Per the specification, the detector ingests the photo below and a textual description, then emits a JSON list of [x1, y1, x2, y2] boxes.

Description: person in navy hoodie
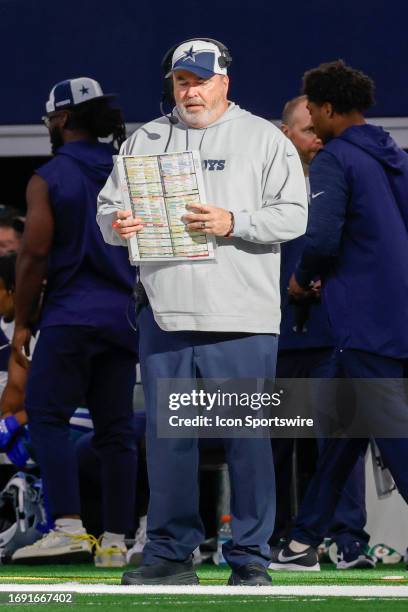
[[271, 60, 408, 570], [271, 95, 373, 571], [10, 78, 138, 567]]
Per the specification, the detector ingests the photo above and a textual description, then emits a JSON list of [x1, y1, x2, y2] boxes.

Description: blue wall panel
[[2, 0, 407, 124]]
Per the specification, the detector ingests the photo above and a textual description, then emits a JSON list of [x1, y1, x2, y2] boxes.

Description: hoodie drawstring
[[166, 124, 207, 153], [164, 122, 174, 153], [198, 129, 207, 151]]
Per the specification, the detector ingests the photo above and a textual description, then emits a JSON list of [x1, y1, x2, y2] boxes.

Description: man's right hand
[[11, 326, 31, 369], [112, 210, 144, 240]]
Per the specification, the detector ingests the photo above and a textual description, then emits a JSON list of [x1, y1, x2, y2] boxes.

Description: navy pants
[[138, 306, 278, 570], [75, 413, 146, 536], [291, 348, 408, 548], [273, 348, 369, 549], [26, 325, 138, 534]]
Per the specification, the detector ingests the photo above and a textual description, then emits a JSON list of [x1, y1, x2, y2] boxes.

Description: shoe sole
[[95, 559, 127, 568], [12, 551, 93, 565], [121, 571, 199, 585], [269, 562, 320, 571], [228, 577, 272, 586]]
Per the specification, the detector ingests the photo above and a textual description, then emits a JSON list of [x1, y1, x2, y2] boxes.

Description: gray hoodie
[[97, 103, 307, 333]]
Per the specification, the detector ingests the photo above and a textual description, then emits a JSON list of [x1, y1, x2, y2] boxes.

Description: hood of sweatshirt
[[56, 141, 115, 183], [338, 124, 408, 174]]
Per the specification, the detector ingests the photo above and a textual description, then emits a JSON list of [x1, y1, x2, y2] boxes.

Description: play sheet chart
[[117, 151, 216, 263]]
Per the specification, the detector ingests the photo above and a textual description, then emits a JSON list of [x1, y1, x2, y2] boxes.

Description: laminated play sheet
[[116, 151, 216, 263]]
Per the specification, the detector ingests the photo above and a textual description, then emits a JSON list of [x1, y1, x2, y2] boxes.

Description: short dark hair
[[64, 98, 126, 151], [0, 252, 17, 291], [302, 60, 375, 114]]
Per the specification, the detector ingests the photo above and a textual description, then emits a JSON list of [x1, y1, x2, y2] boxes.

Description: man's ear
[[60, 110, 71, 130], [281, 123, 289, 136], [222, 74, 229, 96], [323, 102, 334, 118]]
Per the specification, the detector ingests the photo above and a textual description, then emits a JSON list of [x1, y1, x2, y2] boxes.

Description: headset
[[160, 37, 232, 123]]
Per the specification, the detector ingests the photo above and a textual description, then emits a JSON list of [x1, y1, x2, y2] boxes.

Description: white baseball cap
[[45, 77, 115, 113], [167, 40, 228, 79]]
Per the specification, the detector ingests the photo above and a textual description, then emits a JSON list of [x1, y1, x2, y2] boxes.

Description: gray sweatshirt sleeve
[[96, 145, 128, 247], [233, 136, 308, 244]]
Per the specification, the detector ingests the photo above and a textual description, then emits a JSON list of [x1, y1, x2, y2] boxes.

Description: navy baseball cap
[[45, 77, 115, 113], [167, 40, 228, 79]]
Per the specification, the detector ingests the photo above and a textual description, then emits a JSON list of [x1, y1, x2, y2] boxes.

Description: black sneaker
[[121, 559, 199, 585], [269, 543, 320, 571], [228, 563, 272, 586]]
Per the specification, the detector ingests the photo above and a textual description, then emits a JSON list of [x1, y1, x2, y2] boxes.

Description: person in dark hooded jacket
[[271, 60, 408, 571], [10, 78, 138, 567]]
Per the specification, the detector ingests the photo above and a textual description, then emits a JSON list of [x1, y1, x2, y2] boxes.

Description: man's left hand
[[182, 204, 232, 237], [288, 274, 314, 299]]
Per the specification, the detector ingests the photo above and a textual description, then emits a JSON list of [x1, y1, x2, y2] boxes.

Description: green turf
[[2, 595, 408, 612], [0, 563, 406, 611], [0, 562, 406, 586]]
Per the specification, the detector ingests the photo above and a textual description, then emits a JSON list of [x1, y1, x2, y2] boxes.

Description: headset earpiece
[[161, 77, 175, 108], [218, 56, 228, 69]]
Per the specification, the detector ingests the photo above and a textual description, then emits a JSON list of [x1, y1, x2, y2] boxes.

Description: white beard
[[176, 104, 218, 128]]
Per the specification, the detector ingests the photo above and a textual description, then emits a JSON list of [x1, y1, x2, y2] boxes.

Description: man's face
[[283, 100, 322, 165], [306, 101, 335, 144], [173, 70, 229, 128], [0, 227, 21, 256]]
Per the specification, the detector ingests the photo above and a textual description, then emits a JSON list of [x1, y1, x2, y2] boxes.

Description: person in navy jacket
[[11, 78, 138, 567], [271, 96, 372, 571], [271, 60, 408, 571]]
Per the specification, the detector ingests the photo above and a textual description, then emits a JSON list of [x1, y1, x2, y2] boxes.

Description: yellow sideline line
[[0, 577, 224, 584], [0, 577, 119, 583], [0, 576, 407, 587]]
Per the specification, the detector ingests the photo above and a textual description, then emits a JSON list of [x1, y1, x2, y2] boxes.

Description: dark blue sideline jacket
[[295, 124, 408, 359]]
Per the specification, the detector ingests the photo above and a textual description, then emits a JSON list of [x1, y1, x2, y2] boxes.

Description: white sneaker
[[94, 541, 127, 568], [126, 516, 147, 566], [369, 543, 402, 565], [11, 529, 95, 565]]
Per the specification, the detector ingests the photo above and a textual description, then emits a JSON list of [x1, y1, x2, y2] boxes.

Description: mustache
[[183, 98, 205, 107]]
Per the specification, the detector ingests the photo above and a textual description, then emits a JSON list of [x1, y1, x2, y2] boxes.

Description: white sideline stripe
[[0, 584, 407, 597]]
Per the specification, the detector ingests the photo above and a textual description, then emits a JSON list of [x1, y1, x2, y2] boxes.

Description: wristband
[[223, 212, 235, 238]]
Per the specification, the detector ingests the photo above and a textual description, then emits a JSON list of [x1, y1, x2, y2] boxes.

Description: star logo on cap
[[80, 85, 89, 95], [182, 45, 197, 62]]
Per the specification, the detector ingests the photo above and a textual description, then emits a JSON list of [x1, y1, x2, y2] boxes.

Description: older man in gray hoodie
[[97, 38, 307, 586]]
